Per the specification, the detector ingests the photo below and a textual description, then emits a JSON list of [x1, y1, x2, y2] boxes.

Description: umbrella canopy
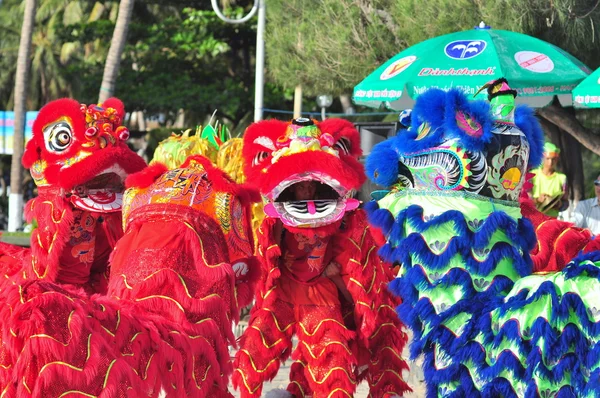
[[573, 67, 600, 108], [353, 23, 591, 110]]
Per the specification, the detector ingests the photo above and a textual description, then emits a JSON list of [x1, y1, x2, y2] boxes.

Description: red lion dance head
[[243, 118, 365, 234], [235, 118, 410, 397], [22, 98, 146, 212]]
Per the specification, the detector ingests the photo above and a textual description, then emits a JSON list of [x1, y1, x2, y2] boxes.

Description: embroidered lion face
[[243, 118, 365, 231], [22, 98, 147, 213]]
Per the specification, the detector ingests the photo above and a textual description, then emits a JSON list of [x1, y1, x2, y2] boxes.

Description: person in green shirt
[[530, 142, 569, 217]]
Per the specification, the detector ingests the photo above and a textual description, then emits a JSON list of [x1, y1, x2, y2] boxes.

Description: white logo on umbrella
[[444, 40, 487, 60], [380, 55, 417, 80], [514, 51, 554, 73]]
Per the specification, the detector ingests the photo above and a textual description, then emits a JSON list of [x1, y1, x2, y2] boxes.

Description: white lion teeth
[[282, 200, 337, 220], [72, 193, 123, 212]]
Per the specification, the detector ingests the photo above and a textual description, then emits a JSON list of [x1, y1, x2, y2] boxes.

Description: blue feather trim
[[563, 250, 600, 279], [375, 199, 600, 396], [426, 273, 600, 392], [365, 139, 401, 188], [500, 282, 600, 337], [364, 200, 394, 235], [389, 234, 531, 277]]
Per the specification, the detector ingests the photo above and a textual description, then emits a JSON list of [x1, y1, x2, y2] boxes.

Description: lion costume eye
[[44, 121, 73, 153], [252, 151, 269, 166], [334, 137, 351, 155]]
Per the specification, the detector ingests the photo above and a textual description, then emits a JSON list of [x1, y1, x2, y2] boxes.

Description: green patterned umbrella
[[353, 23, 591, 110], [573, 67, 600, 108]]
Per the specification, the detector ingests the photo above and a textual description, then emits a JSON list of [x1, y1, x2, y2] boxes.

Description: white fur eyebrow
[[253, 136, 275, 151]]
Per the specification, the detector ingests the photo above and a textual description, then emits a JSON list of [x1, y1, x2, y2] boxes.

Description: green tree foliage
[[267, 0, 600, 96], [267, 0, 399, 97], [0, 0, 117, 110], [115, 8, 261, 124], [0, 0, 293, 128]]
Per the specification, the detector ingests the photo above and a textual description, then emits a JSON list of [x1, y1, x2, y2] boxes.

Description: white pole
[[254, 0, 265, 122], [210, 0, 258, 24], [8, 194, 23, 232], [293, 85, 302, 118], [210, 0, 265, 122], [9, 0, 37, 232]]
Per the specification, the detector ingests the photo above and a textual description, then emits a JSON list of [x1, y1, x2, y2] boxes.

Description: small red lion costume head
[[22, 97, 146, 213], [243, 117, 365, 233]]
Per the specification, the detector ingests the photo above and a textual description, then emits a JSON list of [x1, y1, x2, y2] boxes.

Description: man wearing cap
[[530, 142, 568, 217], [573, 172, 600, 235]]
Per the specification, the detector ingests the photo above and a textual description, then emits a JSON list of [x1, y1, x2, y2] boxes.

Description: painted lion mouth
[[69, 166, 127, 213], [263, 172, 359, 228], [395, 146, 486, 193]]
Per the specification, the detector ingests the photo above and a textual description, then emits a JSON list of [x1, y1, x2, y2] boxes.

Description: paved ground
[[229, 323, 427, 397]]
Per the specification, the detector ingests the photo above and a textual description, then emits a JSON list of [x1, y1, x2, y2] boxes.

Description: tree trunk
[[174, 109, 185, 128], [9, 0, 37, 232], [557, 129, 585, 202], [137, 110, 146, 131], [98, 0, 135, 103], [537, 104, 600, 156]]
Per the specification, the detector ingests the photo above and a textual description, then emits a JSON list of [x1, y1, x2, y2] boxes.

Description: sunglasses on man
[[595, 180, 600, 186]]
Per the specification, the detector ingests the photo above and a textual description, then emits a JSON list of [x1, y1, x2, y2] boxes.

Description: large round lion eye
[[44, 121, 73, 153]]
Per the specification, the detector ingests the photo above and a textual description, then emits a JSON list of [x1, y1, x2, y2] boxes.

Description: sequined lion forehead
[[78, 103, 131, 148], [31, 98, 131, 164]]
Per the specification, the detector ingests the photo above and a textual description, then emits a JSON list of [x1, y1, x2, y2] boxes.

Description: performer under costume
[[0, 98, 147, 293], [366, 79, 600, 397], [0, 98, 258, 397], [233, 118, 410, 398]]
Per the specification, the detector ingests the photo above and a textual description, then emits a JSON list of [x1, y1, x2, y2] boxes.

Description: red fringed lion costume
[[520, 194, 600, 272], [515, 178, 600, 273], [0, 98, 147, 292], [232, 118, 410, 397], [0, 98, 258, 396]]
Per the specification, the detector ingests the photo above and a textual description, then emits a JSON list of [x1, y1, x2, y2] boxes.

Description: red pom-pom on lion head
[[243, 117, 365, 234], [22, 97, 146, 213]]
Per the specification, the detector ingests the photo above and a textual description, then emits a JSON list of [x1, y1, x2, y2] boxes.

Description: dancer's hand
[[536, 193, 548, 204], [324, 262, 341, 278]]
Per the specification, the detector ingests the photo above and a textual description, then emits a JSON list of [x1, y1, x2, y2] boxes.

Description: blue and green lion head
[[366, 78, 544, 202]]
